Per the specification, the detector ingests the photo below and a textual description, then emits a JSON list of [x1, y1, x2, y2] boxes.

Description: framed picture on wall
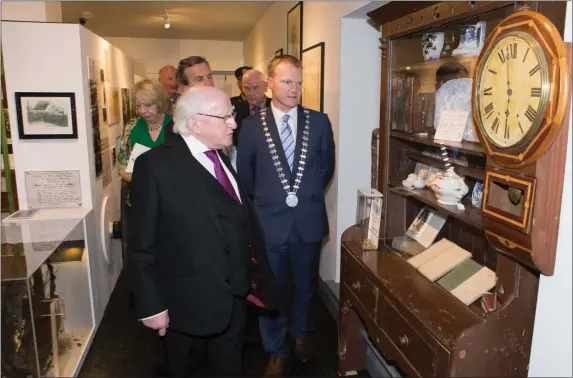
[[287, 2, 303, 59], [15, 92, 78, 139], [275, 48, 284, 57], [301, 42, 325, 112]]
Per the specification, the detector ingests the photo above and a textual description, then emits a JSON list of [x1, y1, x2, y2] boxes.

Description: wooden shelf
[[388, 183, 484, 230], [392, 55, 479, 73], [406, 151, 485, 181], [391, 131, 486, 157]]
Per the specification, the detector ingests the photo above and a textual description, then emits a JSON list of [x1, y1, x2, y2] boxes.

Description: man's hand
[[142, 311, 170, 336]]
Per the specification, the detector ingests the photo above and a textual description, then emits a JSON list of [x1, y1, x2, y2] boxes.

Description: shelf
[[392, 55, 479, 73], [391, 131, 486, 157], [388, 183, 484, 230], [406, 151, 485, 181]]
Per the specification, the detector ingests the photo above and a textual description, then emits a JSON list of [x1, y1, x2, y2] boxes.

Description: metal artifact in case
[[356, 188, 383, 250], [1, 213, 94, 378]]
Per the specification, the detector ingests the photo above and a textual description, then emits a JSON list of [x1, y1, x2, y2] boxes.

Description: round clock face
[[476, 32, 550, 149]]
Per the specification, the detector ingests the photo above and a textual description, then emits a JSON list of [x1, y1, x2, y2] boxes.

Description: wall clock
[[472, 10, 570, 168]]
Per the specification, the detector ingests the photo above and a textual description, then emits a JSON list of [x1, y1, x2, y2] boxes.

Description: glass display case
[[1, 211, 93, 378], [379, 8, 518, 306]]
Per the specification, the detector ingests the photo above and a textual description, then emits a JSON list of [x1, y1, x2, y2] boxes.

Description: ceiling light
[[162, 9, 170, 29]]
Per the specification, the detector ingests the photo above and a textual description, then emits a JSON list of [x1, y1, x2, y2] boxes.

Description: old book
[[418, 243, 472, 281], [437, 259, 483, 291], [451, 267, 497, 305], [407, 238, 453, 269], [405, 207, 448, 248]]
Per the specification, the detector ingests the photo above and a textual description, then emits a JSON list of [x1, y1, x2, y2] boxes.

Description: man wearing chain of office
[[237, 54, 335, 377]]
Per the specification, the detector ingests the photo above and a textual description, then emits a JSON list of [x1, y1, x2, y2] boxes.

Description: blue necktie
[[281, 114, 295, 171]]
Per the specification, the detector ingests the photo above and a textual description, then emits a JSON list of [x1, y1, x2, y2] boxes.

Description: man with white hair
[[233, 69, 272, 146], [129, 86, 276, 377]]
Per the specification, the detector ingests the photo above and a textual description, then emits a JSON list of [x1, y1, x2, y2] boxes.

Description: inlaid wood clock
[[472, 10, 571, 275]]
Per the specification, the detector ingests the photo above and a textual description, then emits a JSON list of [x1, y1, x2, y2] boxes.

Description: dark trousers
[[163, 297, 247, 376], [259, 225, 320, 358]]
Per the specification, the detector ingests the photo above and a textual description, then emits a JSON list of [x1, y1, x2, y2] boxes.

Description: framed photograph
[[287, 2, 303, 59], [15, 92, 78, 139], [275, 48, 284, 57], [301, 42, 325, 112]]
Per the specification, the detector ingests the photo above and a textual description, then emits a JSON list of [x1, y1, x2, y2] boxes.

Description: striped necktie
[[281, 114, 295, 171]]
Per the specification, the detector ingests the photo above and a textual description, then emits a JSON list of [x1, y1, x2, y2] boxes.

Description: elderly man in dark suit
[[129, 86, 276, 377], [237, 55, 335, 377], [233, 69, 272, 146], [230, 65, 252, 109]]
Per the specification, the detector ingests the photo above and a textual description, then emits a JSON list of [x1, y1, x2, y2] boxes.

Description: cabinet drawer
[[379, 297, 436, 377], [342, 253, 379, 320]]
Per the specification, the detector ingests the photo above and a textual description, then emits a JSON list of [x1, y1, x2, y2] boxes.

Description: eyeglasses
[[197, 110, 236, 122]]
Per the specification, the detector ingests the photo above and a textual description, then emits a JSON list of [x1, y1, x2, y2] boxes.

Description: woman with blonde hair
[[118, 79, 173, 182], [117, 79, 173, 306]]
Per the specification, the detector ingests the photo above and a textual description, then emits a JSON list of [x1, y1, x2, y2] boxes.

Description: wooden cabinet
[[338, 2, 569, 377]]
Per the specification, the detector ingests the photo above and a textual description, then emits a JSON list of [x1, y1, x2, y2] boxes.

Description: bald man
[[158, 65, 179, 115], [130, 86, 276, 376], [233, 69, 272, 146]]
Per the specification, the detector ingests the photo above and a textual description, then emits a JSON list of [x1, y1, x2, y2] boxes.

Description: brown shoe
[[263, 356, 285, 377], [295, 338, 312, 363]]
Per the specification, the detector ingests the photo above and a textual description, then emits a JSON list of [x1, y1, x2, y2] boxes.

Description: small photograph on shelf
[[15, 92, 78, 140], [405, 206, 447, 248]]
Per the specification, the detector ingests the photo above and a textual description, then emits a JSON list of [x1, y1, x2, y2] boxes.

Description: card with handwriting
[[434, 109, 469, 143]]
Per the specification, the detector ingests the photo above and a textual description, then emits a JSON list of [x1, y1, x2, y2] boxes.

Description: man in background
[[233, 69, 271, 146], [230, 66, 252, 109], [158, 64, 179, 115], [176, 56, 214, 91]]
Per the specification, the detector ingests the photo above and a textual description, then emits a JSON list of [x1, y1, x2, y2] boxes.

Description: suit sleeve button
[[225, 280, 230, 285]]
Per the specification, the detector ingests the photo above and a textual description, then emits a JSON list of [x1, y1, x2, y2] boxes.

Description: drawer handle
[[351, 281, 361, 291], [399, 335, 409, 347]]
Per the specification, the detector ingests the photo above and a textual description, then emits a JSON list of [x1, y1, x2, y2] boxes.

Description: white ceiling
[[61, 1, 274, 41]]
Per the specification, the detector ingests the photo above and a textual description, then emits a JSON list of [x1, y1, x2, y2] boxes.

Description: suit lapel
[[264, 109, 293, 180], [291, 106, 306, 182], [168, 135, 225, 238]]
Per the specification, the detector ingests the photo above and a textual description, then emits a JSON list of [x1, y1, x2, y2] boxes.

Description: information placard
[[25, 170, 82, 209]]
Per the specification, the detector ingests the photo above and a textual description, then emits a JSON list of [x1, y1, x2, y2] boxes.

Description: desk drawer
[[342, 253, 379, 320], [379, 297, 436, 377]]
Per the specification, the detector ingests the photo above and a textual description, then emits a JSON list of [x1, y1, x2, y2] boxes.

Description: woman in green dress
[[117, 79, 172, 295], [118, 79, 173, 182]]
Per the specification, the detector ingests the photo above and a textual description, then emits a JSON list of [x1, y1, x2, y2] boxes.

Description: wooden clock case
[[338, 2, 570, 377]]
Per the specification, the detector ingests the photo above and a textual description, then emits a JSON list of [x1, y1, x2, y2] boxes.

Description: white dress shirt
[[139, 134, 241, 322], [270, 103, 298, 148]]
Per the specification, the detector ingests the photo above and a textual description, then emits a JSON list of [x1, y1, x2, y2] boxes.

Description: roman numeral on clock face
[[485, 103, 494, 118], [531, 87, 541, 97], [525, 105, 537, 123], [529, 64, 540, 77], [483, 87, 492, 96], [492, 117, 500, 134], [504, 123, 510, 139]]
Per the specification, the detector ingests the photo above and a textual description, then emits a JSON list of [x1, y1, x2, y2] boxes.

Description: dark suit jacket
[[129, 135, 277, 336], [237, 105, 335, 246], [233, 96, 272, 146]]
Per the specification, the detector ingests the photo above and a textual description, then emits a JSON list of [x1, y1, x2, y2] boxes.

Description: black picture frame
[[301, 42, 325, 113], [287, 1, 303, 59], [275, 48, 284, 57], [15, 92, 78, 139]]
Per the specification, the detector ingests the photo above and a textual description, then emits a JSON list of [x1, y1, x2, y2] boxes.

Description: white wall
[[243, 1, 293, 73], [1, 1, 62, 22], [528, 3, 573, 376], [104, 37, 243, 77], [2, 21, 125, 327]]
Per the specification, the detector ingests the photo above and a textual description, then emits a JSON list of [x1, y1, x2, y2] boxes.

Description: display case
[[338, 2, 569, 377], [1, 211, 94, 378]]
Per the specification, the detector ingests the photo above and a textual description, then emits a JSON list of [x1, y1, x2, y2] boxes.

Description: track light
[[162, 9, 170, 29]]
